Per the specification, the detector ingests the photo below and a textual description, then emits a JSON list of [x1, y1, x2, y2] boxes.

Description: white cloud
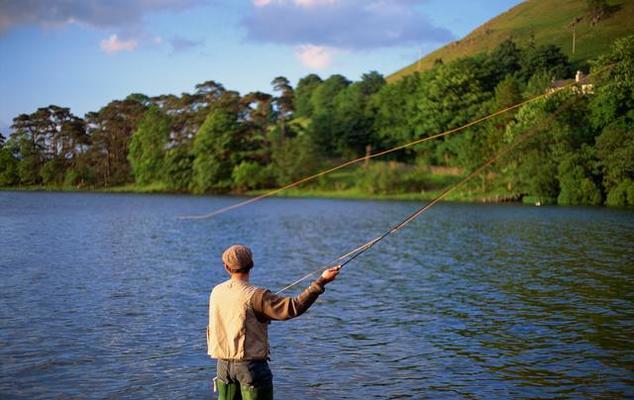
[[294, 0, 337, 6], [100, 34, 138, 54], [294, 45, 336, 69], [253, 0, 336, 7], [244, 0, 453, 50]]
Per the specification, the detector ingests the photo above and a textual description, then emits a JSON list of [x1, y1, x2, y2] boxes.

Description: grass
[[98, 182, 172, 194], [246, 165, 515, 203], [388, 0, 634, 81], [0, 163, 539, 204], [2, 168, 521, 204], [1, 182, 174, 195]]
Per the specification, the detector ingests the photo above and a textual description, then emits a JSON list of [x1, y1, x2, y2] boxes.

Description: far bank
[[0, 184, 585, 207]]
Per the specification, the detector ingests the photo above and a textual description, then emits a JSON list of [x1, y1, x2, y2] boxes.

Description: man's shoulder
[[211, 280, 266, 295], [210, 279, 231, 295]]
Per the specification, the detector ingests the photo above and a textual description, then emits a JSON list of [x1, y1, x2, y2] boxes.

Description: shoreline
[[1, 184, 554, 206]]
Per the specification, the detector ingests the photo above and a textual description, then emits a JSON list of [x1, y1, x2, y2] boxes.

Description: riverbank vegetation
[[1, 35, 633, 206]]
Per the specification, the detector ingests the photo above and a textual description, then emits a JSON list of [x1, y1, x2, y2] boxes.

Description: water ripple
[[0, 193, 633, 399]]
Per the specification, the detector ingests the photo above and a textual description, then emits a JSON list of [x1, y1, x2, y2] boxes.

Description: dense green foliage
[[128, 107, 171, 186], [2, 35, 633, 206]]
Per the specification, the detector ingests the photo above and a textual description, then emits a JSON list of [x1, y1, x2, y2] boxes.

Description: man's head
[[222, 244, 254, 274]]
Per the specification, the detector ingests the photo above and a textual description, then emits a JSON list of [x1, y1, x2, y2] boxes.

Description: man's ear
[[224, 264, 232, 275]]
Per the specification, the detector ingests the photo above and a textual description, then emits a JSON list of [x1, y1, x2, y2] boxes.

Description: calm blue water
[[0, 191, 633, 399]]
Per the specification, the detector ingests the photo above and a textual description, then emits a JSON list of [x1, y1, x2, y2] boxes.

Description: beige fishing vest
[[207, 280, 269, 360]]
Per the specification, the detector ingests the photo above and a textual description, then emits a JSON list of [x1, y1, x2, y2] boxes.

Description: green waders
[[214, 359, 273, 400], [215, 378, 273, 400]]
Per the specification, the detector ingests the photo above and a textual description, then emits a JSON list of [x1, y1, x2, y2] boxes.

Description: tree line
[[1, 35, 632, 206]]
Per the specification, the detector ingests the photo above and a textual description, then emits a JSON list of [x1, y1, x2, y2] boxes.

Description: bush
[[40, 159, 65, 186], [606, 179, 634, 207], [355, 162, 398, 194], [0, 148, 19, 186], [558, 177, 602, 205], [232, 161, 273, 191], [557, 146, 603, 206], [128, 107, 170, 186], [270, 135, 322, 186], [163, 146, 194, 191], [63, 166, 94, 188], [595, 117, 634, 192], [18, 158, 40, 185], [355, 162, 427, 195]]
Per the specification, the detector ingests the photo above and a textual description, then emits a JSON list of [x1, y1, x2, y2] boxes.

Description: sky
[[0, 0, 524, 134]]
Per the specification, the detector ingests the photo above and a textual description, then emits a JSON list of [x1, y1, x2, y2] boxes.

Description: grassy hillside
[[389, 0, 634, 81]]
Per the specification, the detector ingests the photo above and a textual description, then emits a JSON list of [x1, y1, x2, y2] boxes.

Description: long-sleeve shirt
[[251, 277, 327, 321]]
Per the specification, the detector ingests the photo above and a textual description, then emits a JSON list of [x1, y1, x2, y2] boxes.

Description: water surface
[[1, 192, 633, 399]]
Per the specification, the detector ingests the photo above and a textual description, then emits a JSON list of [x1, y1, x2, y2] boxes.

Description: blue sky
[[0, 0, 523, 134]]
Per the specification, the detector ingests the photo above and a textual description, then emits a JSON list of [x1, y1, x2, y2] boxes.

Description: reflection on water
[[0, 191, 633, 399]]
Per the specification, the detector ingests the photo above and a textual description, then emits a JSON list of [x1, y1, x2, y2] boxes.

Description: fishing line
[[178, 67, 609, 221], [275, 94, 580, 294]]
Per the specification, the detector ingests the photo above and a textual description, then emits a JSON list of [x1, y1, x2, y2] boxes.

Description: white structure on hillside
[[548, 70, 594, 95]]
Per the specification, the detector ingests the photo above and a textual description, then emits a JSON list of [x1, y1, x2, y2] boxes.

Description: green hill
[[388, 0, 634, 81]]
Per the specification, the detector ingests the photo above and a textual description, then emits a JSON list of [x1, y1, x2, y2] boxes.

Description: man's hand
[[320, 265, 341, 284]]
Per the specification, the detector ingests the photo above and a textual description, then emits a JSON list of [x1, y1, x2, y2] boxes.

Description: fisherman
[[207, 244, 340, 399]]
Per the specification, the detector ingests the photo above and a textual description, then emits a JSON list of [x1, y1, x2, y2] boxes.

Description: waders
[[215, 377, 273, 400]]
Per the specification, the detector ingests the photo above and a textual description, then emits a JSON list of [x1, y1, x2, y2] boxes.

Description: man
[[207, 244, 340, 399]]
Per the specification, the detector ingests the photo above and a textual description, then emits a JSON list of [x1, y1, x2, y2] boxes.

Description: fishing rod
[[275, 94, 580, 294], [178, 79, 584, 220]]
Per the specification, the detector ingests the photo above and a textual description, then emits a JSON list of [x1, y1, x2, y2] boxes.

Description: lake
[[0, 191, 633, 399]]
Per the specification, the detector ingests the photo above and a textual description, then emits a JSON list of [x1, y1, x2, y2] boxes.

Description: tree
[[371, 72, 422, 151], [519, 44, 571, 82], [86, 99, 147, 186], [0, 137, 19, 186], [232, 161, 272, 192], [9, 106, 84, 185], [504, 95, 566, 198], [494, 75, 522, 109], [271, 76, 294, 139], [309, 74, 351, 153], [192, 104, 241, 193], [595, 117, 634, 204], [358, 71, 385, 96], [163, 144, 194, 192], [330, 76, 383, 156], [241, 91, 274, 133], [557, 144, 602, 205], [590, 35, 634, 129], [126, 93, 152, 107], [11, 112, 46, 184], [294, 74, 322, 118], [239, 91, 273, 165], [412, 58, 493, 166], [524, 70, 554, 98], [128, 107, 171, 186], [0, 132, 5, 149], [489, 39, 522, 80], [270, 133, 321, 186]]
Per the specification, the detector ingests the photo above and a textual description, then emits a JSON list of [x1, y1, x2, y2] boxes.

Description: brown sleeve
[[251, 278, 328, 322]]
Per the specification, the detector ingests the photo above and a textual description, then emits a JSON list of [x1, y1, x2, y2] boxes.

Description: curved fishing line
[[275, 95, 580, 295], [178, 82, 579, 220]]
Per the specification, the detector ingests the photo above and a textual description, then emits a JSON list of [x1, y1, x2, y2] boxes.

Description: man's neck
[[230, 273, 249, 282]]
